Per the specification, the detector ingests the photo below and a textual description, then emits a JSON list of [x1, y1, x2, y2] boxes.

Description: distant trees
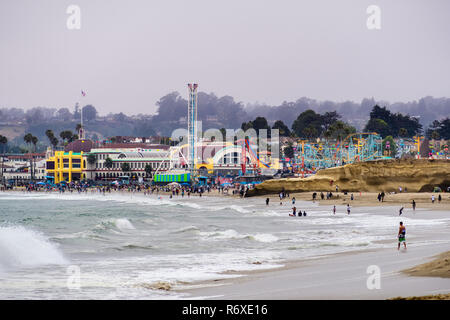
[[59, 130, 77, 144], [56, 108, 73, 121], [364, 118, 390, 137], [241, 117, 270, 134], [283, 142, 294, 159], [23, 133, 33, 151], [426, 118, 450, 140], [364, 105, 422, 138], [272, 120, 291, 137], [113, 112, 127, 122], [45, 130, 59, 150], [82, 105, 97, 121], [324, 121, 356, 141], [291, 110, 327, 139]]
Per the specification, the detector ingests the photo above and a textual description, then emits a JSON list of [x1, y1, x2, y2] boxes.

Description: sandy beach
[[177, 198, 450, 300]]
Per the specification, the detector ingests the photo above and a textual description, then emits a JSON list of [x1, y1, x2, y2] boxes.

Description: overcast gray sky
[[1, 0, 449, 115]]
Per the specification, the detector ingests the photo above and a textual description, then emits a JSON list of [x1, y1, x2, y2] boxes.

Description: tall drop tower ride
[[187, 83, 198, 171]]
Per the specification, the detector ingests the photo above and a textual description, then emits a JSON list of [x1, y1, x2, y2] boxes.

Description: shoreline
[[246, 191, 450, 211], [2, 190, 449, 299], [178, 243, 450, 300]]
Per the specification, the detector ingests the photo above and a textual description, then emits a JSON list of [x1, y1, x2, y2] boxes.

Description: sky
[[1, 0, 449, 115]]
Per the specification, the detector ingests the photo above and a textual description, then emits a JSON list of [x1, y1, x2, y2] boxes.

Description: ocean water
[[0, 191, 449, 299]]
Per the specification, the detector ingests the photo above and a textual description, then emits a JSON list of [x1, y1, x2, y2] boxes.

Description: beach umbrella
[[168, 182, 180, 187]]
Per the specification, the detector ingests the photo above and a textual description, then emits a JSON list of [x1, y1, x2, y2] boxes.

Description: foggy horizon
[[1, 0, 450, 115]]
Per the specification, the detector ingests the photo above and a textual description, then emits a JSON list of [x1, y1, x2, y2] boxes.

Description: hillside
[[247, 159, 450, 196]]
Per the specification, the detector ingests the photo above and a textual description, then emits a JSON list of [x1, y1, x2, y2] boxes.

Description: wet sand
[[177, 203, 450, 300]]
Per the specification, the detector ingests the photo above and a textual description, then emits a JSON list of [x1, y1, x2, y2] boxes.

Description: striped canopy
[[153, 173, 190, 182]]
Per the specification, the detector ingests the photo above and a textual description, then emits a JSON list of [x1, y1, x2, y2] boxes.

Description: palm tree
[[24, 133, 33, 151], [144, 164, 152, 178], [104, 157, 113, 169], [60, 130, 74, 145], [45, 130, 56, 150], [121, 162, 130, 173], [0, 135, 7, 153], [0, 135, 7, 182], [31, 136, 38, 152], [87, 154, 96, 165]]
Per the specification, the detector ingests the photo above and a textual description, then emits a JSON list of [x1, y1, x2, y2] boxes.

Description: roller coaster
[[292, 132, 387, 173]]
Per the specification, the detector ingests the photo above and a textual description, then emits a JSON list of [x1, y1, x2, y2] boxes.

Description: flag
[[81, 90, 86, 97]]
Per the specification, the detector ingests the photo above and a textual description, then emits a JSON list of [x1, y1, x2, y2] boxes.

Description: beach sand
[[402, 251, 450, 278], [177, 200, 450, 300]]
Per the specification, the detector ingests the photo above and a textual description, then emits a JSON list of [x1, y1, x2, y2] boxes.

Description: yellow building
[[46, 151, 86, 183]]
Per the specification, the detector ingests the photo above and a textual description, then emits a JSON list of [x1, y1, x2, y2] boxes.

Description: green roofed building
[[153, 173, 190, 183]]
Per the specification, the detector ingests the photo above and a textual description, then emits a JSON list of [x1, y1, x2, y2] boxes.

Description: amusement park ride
[[291, 132, 387, 176]]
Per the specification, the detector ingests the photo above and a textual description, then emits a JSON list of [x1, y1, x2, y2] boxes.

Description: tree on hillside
[[291, 110, 323, 138], [426, 118, 450, 140], [272, 120, 291, 137], [82, 105, 97, 121], [56, 108, 73, 121], [364, 105, 422, 138], [241, 117, 270, 135], [324, 121, 356, 141], [398, 128, 408, 138], [364, 118, 390, 137], [321, 111, 341, 131]]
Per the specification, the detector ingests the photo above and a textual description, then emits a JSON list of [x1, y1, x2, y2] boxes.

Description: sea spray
[[0, 225, 68, 270]]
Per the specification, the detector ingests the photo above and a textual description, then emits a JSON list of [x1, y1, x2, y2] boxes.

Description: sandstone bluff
[[247, 159, 450, 196]]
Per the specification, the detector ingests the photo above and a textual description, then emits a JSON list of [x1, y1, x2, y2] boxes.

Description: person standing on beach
[[333, 205, 336, 215], [412, 200, 416, 211], [347, 204, 351, 215], [290, 206, 297, 217], [266, 198, 270, 206], [292, 197, 296, 205], [438, 194, 442, 203], [431, 195, 435, 203], [398, 222, 406, 250]]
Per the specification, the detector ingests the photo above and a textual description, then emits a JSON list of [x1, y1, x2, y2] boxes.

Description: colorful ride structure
[[292, 132, 385, 174]]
